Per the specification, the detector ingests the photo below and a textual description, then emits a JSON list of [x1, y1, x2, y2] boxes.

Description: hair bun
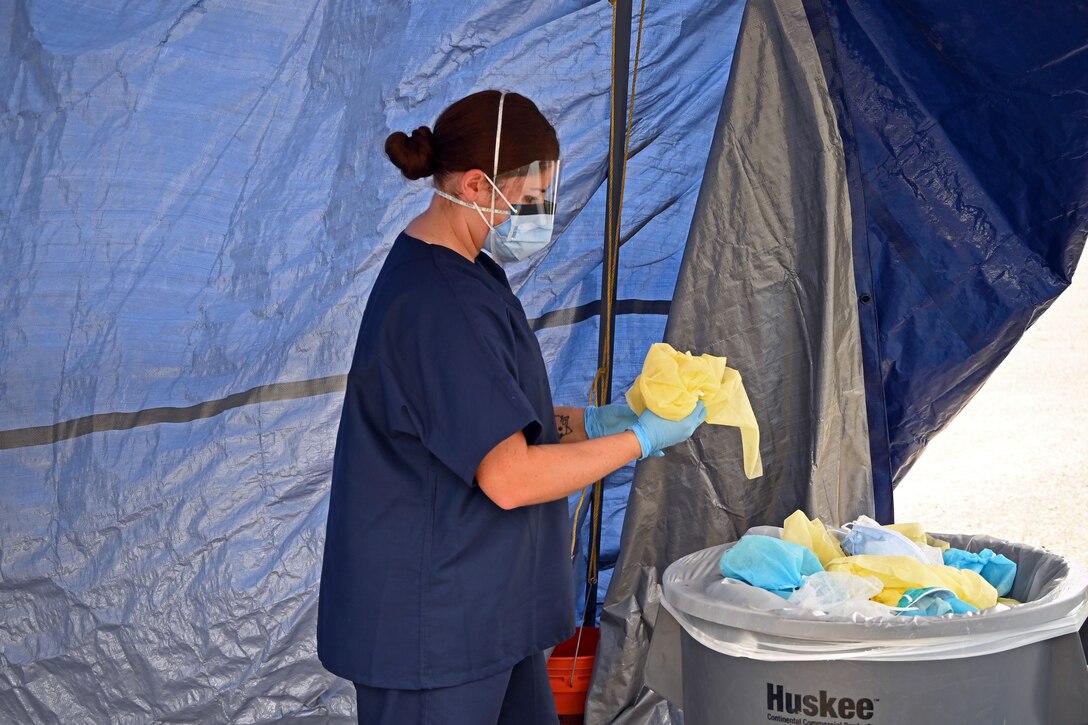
[[384, 126, 437, 180]]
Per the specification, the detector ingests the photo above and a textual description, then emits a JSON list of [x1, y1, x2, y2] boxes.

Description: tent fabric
[[588, 0, 876, 719], [0, 1, 742, 721], [805, 0, 1088, 517], [591, 0, 1088, 721]]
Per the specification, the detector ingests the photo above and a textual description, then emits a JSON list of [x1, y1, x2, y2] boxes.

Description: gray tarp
[[588, 0, 874, 720]]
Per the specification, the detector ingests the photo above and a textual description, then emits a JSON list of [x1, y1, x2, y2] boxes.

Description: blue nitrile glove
[[584, 402, 639, 439], [628, 400, 708, 460], [586, 402, 666, 457]]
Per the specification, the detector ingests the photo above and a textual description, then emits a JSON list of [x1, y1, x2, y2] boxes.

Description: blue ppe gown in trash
[[942, 547, 1018, 597], [719, 535, 824, 597], [317, 232, 574, 690]]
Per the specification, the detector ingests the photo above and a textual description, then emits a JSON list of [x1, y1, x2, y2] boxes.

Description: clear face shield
[[479, 159, 560, 263], [434, 92, 561, 264]]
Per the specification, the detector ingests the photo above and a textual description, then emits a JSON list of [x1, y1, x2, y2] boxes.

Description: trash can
[[645, 532, 1088, 725]]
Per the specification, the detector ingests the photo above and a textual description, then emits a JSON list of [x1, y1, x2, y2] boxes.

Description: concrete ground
[[895, 268, 1088, 569]]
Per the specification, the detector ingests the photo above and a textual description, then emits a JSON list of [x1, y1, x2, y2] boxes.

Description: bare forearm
[[554, 406, 588, 443], [477, 432, 642, 509]]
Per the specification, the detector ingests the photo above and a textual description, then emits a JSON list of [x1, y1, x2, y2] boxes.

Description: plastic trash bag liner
[[660, 532, 1088, 662]]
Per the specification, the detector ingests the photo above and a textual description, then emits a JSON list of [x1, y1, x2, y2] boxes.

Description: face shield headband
[[434, 92, 561, 263]]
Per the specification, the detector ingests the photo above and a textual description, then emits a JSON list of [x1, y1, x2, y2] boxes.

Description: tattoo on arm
[[555, 414, 573, 440]]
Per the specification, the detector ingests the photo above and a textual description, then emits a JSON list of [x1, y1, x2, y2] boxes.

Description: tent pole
[[584, 0, 633, 629]]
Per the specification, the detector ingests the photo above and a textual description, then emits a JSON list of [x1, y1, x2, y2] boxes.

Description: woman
[[317, 90, 706, 724]]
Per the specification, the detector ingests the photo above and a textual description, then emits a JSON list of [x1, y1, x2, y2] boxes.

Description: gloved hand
[[628, 400, 708, 460], [585, 402, 666, 457], [584, 402, 639, 439]]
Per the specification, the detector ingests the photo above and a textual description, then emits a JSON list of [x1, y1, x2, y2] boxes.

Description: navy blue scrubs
[[318, 233, 574, 714]]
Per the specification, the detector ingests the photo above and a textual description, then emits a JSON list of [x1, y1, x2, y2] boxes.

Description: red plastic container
[[547, 626, 600, 716]]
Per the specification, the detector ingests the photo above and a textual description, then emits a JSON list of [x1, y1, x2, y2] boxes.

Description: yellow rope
[[570, 0, 649, 570], [569, 369, 605, 558], [622, 0, 648, 215]]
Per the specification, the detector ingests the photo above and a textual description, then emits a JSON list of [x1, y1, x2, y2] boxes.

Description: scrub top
[[317, 232, 574, 689]]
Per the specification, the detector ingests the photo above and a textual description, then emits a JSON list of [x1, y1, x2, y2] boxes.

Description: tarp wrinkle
[[0, 1, 742, 721]]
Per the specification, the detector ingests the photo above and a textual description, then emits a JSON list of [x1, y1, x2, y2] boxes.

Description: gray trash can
[[645, 532, 1088, 725]]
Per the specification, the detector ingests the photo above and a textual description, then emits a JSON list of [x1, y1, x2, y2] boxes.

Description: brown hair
[[384, 90, 559, 183]]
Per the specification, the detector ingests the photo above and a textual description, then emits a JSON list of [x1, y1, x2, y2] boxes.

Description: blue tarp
[[807, 0, 1088, 518]]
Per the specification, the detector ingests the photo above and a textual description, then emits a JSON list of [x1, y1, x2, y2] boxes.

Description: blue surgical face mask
[[480, 179, 555, 263], [483, 216, 552, 263], [433, 186, 555, 263], [433, 185, 552, 264]]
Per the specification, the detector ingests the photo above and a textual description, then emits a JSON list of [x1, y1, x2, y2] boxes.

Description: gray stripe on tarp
[[0, 299, 673, 450], [529, 298, 671, 331], [0, 375, 349, 450]]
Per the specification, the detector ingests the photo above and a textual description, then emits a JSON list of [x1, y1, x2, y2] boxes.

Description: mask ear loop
[[483, 175, 516, 214], [490, 92, 505, 229]]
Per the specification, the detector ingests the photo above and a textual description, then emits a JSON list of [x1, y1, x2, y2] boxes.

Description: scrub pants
[[354, 652, 558, 725]]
